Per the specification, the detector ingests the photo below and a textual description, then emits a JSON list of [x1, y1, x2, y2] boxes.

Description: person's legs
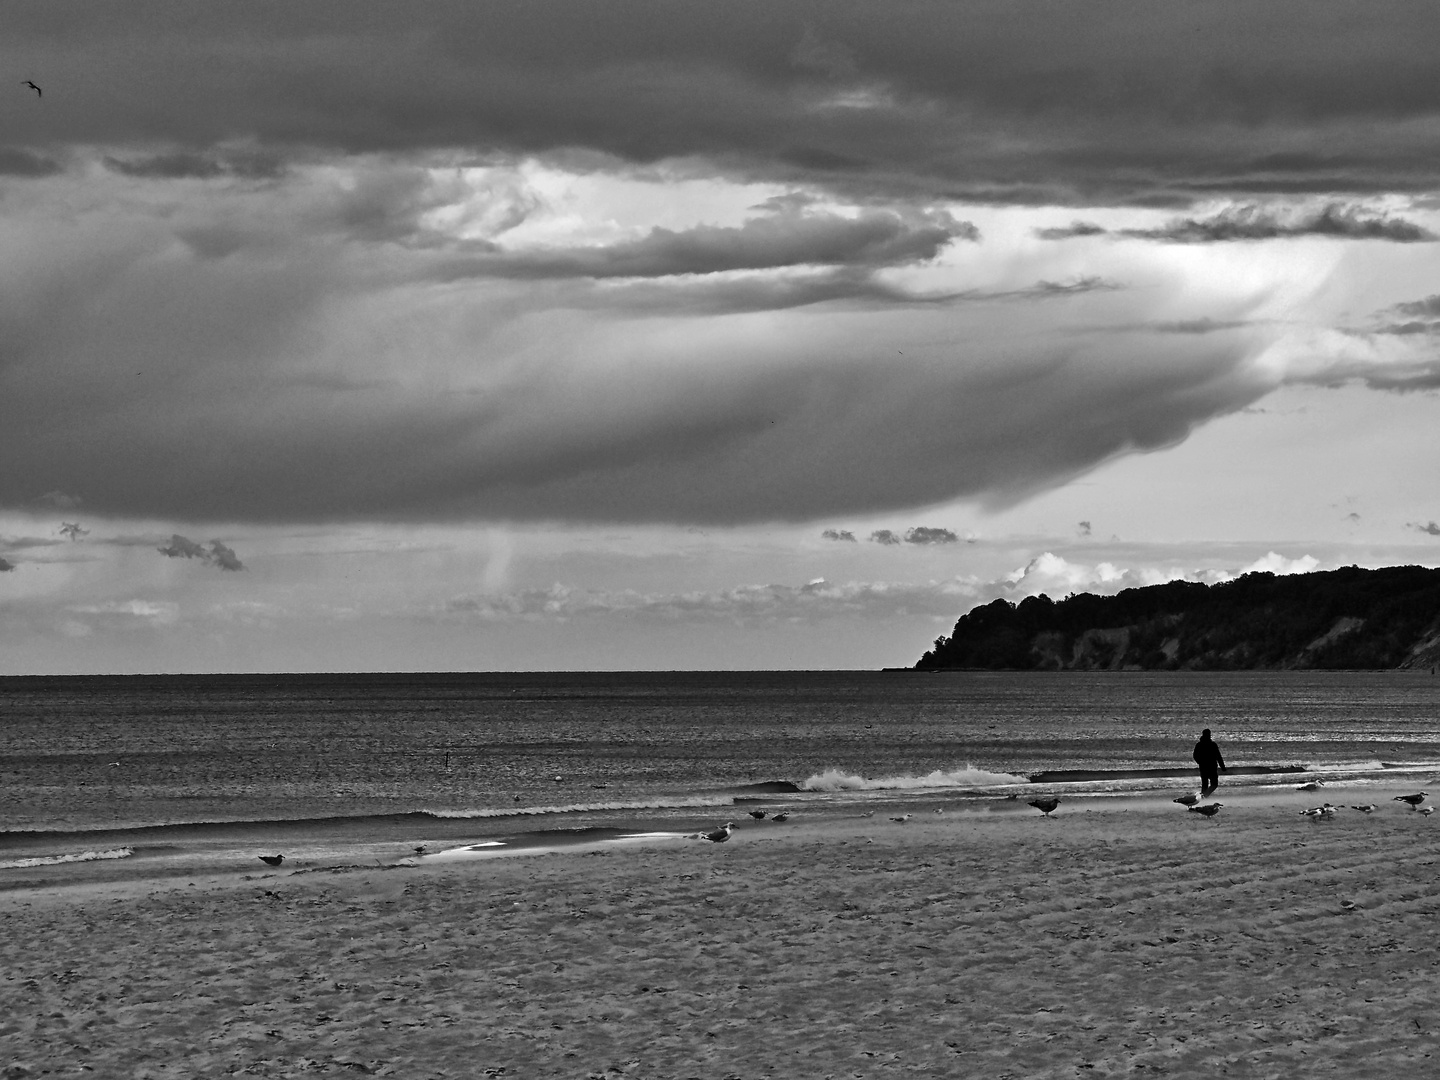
[[1200, 766, 1218, 795]]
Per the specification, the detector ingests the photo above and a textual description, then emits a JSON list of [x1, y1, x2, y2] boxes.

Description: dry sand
[[4, 789, 1439, 1078]]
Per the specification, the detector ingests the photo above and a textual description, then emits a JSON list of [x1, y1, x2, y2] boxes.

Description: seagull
[[1421, 807, 1436, 817], [1300, 804, 1337, 819], [1351, 804, 1378, 813], [701, 822, 734, 843], [1188, 803, 1223, 820], [861, 810, 875, 818], [23, 81, 40, 97], [413, 845, 427, 856], [1394, 792, 1429, 808], [748, 810, 768, 819], [890, 814, 912, 823], [1297, 781, 1324, 791], [258, 854, 285, 866], [1029, 797, 1061, 818], [1173, 793, 1200, 807], [771, 812, 790, 823]]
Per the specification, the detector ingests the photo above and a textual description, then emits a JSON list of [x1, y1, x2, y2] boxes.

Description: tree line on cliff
[[916, 565, 1440, 671]]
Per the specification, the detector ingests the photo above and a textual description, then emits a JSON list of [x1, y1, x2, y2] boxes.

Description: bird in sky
[[258, 854, 285, 866], [1029, 797, 1061, 818], [23, 81, 40, 97], [1394, 792, 1428, 808], [1188, 802, 1223, 819]]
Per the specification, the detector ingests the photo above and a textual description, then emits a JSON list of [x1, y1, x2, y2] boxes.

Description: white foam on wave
[[0, 847, 134, 870], [802, 766, 1030, 792], [413, 831, 693, 863], [424, 795, 734, 819]]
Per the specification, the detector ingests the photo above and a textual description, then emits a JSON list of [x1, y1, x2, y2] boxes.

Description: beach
[[4, 786, 1438, 1078]]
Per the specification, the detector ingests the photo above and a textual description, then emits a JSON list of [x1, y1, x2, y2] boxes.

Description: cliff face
[[916, 565, 1440, 671]]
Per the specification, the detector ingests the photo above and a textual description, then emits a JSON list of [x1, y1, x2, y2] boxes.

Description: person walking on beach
[[1193, 728, 1226, 797]]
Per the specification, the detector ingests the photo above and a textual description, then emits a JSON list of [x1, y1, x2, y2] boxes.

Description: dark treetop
[[916, 565, 1440, 671]]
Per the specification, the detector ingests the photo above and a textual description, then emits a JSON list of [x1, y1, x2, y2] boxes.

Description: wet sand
[[4, 786, 1439, 1078]]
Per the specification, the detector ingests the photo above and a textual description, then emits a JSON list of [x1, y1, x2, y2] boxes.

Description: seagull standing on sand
[[1394, 792, 1428, 808], [771, 812, 790, 823], [748, 810, 768, 819], [890, 814, 912, 823], [1029, 797, 1061, 818], [1420, 807, 1436, 817], [1188, 803, 1223, 820], [1173, 793, 1200, 807], [701, 822, 734, 843], [258, 854, 285, 866], [1351, 804, 1378, 813]]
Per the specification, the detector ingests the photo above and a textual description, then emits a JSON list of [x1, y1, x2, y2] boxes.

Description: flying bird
[[1029, 797, 1061, 818], [258, 854, 285, 866], [1188, 803, 1223, 819], [748, 810, 768, 819], [1394, 792, 1429, 808], [701, 822, 734, 843], [1173, 793, 1200, 807], [23, 81, 40, 97]]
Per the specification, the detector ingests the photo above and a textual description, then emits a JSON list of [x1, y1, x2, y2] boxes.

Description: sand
[[3, 788, 1439, 1078]]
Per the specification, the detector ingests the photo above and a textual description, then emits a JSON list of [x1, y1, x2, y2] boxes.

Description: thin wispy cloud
[[1040, 204, 1434, 243]]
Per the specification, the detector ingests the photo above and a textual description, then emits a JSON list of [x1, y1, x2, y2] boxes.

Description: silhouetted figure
[[1193, 729, 1226, 797]]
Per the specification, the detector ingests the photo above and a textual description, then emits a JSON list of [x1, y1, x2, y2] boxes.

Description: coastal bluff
[[916, 565, 1440, 671]]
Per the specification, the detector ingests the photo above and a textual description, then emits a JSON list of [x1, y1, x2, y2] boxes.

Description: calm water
[[4, 670, 1440, 843]]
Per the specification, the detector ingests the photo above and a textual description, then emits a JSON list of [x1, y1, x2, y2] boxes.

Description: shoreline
[[4, 782, 1438, 1076]]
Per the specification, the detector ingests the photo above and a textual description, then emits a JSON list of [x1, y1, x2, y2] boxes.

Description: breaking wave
[[0, 847, 134, 870], [801, 766, 1029, 792]]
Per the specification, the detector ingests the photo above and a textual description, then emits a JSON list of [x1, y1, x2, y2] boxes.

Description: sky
[[2, 0, 1439, 674]]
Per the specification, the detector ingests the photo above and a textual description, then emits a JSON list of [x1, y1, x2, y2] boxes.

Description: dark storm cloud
[[13, 1, 1440, 202]]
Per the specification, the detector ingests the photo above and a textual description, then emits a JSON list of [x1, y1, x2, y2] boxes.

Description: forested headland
[[916, 565, 1440, 671]]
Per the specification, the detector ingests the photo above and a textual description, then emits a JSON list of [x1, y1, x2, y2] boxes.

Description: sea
[[3, 670, 1440, 874]]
